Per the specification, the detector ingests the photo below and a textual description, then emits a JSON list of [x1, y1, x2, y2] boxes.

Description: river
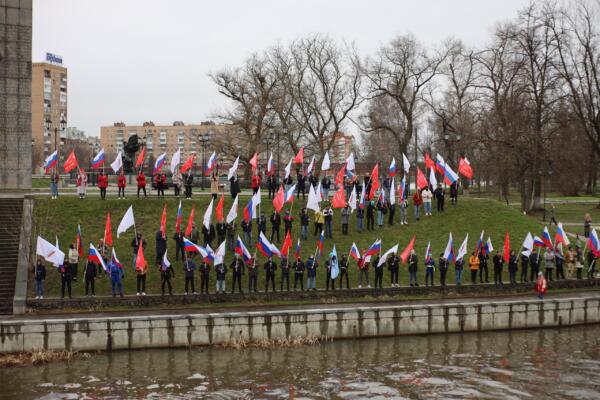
[[3, 325, 600, 399]]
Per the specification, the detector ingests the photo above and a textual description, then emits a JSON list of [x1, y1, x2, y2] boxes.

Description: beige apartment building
[[31, 60, 68, 168], [329, 131, 355, 163]]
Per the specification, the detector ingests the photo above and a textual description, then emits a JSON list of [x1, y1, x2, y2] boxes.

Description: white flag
[[321, 152, 331, 171], [227, 156, 240, 180], [284, 158, 293, 179], [378, 244, 399, 267], [429, 168, 437, 187], [306, 156, 316, 175], [253, 187, 262, 206], [36, 236, 65, 266], [456, 233, 469, 261], [443, 233, 453, 260], [316, 181, 323, 202], [521, 232, 534, 257], [306, 184, 320, 212], [214, 241, 226, 265], [389, 177, 396, 205], [110, 151, 123, 173], [346, 153, 355, 171], [348, 185, 357, 212], [162, 249, 171, 268], [117, 206, 135, 238], [226, 195, 239, 224], [204, 197, 214, 230], [170, 149, 181, 174], [402, 153, 410, 174]]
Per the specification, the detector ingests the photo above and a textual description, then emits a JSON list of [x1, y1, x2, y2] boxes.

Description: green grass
[[33, 195, 541, 298], [31, 177, 50, 189]]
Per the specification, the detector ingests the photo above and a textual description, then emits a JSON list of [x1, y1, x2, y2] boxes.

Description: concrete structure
[[2, 293, 600, 353], [31, 60, 67, 169], [0, 0, 32, 190], [100, 121, 231, 167]]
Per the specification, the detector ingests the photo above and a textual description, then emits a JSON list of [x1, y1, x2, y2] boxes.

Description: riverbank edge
[[2, 293, 600, 354]]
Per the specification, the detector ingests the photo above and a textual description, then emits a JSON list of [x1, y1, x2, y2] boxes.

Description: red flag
[[63, 150, 79, 173], [425, 153, 435, 170], [335, 164, 346, 187], [184, 206, 195, 237], [458, 157, 474, 179], [281, 230, 292, 256], [104, 213, 113, 247], [331, 185, 347, 208], [369, 164, 380, 200], [160, 203, 167, 238], [294, 147, 304, 164], [273, 186, 285, 212], [180, 153, 195, 173], [400, 235, 416, 264], [135, 242, 146, 271], [249, 152, 259, 171], [416, 167, 428, 190], [216, 194, 225, 222], [503, 231, 510, 263], [135, 147, 146, 169]]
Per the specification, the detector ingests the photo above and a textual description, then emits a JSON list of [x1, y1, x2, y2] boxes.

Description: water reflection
[[3, 325, 600, 399]]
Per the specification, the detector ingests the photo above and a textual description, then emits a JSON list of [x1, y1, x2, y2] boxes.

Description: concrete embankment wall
[[1, 295, 600, 353]]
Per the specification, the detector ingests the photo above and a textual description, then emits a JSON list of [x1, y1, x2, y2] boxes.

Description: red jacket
[[117, 175, 126, 188], [535, 276, 547, 294], [97, 175, 108, 189], [155, 174, 166, 185], [136, 173, 146, 187], [252, 175, 261, 189], [413, 192, 422, 206]]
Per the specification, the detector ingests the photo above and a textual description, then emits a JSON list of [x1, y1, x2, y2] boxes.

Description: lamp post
[[45, 116, 67, 171], [198, 132, 210, 190]]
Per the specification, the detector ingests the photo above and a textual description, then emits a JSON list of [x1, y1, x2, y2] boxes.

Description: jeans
[[409, 270, 418, 285], [399, 208, 407, 224], [377, 211, 384, 227], [35, 280, 44, 297], [50, 183, 58, 197], [390, 269, 399, 285], [111, 279, 123, 296], [374, 268, 383, 288], [301, 225, 308, 240], [136, 275, 146, 293], [455, 268, 463, 284], [185, 275, 195, 293], [425, 268, 434, 285], [216, 279, 225, 293], [357, 217, 364, 232], [339, 270, 350, 289], [424, 202, 432, 215], [414, 205, 420, 220], [280, 271, 290, 291], [440, 268, 447, 286], [322, 189, 329, 199], [85, 277, 95, 295], [325, 221, 333, 238], [359, 269, 369, 286], [294, 273, 304, 290], [306, 276, 316, 289]]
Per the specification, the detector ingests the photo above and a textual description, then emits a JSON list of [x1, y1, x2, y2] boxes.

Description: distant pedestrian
[[508, 250, 518, 284], [76, 169, 87, 199], [84, 259, 97, 296], [438, 254, 449, 286], [469, 252, 480, 284], [183, 257, 196, 295], [34, 259, 46, 299], [59, 262, 72, 299], [50, 171, 60, 199], [434, 183, 445, 212], [160, 259, 174, 296], [108, 260, 124, 297], [264, 256, 277, 292], [117, 171, 126, 199], [293, 257, 305, 291], [306, 255, 318, 290], [136, 171, 147, 197], [408, 250, 419, 286], [535, 271, 547, 299], [199, 260, 210, 294], [97, 171, 108, 200]]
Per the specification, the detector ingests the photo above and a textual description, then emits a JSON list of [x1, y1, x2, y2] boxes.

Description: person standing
[[300, 208, 309, 240], [422, 186, 433, 216], [425, 254, 435, 286], [136, 257, 148, 296], [50, 170, 60, 199], [306, 255, 317, 290], [493, 251, 504, 285], [508, 250, 518, 284], [373, 254, 384, 289], [83, 259, 97, 297], [399, 198, 408, 225], [108, 260, 124, 297], [438, 254, 448, 287], [230, 254, 244, 294], [270, 211, 281, 242], [530, 248, 540, 281], [157, 172, 167, 197], [280, 255, 290, 291], [34, 259, 46, 299], [226, 221, 236, 251], [184, 172, 194, 199], [450, 182, 458, 205], [283, 210, 293, 236], [544, 249, 555, 282], [97, 171, 108, 200], [68, 243, 79, 282], [183, 256, 196, 295], [555, 249, 565, 280], [248, 257, 258, 292], [314, 209, 324, 236], [131, 233, 146, 269], [160, 258, 174, 296], [136, 170, 147, 198], [520, 252, 529, 283], [203, 223, 216, 248], [535, 271, 547, 299], [296, 172, 306, 199], [216, 220, 227, 245], [321, 175, 331, 199], [358, 256, 370, 288], [293, 256, 305, 291], [257, 212, 267, 238], [469, 252, 480, 284], [59, 262, 73, 299], [584, 213, 592, 238], [376, 197, 386, 229], [366, 201, 375, 231], [479, 251, 489, 283], [267, 174, 277, 199], [408, 249, 419, 287], [339, 254, 350, 289], [242, 219, 252, 246], [229, 176, 241, 200], [155, 229, 167, 268], [173, 231, 185, 261], [341, 206, 349, 235], [215, 262, 227, 294], [76, 169, 87, 199], [413, 190, 422, 221], [434, 183, 445, 213], [325, 254, 337, 291], [323, 205, 334, 238], [356, 206, 364, 232], [210, 174, 219, 199], [173, 170, 183, 197], [388, 253, 400, 287], [264, 256, 277, 292], [388, 198, 396, 226], [199, 259, 210, 294], [117, 171, 126, 199], [577, 245, 585, 279]]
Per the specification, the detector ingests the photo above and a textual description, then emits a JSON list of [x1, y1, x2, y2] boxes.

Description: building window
[[44, 70, 51, 78]]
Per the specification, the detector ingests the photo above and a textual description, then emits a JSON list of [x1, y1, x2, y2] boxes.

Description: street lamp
[[198, 132, 210, 190], [45, 115, 67, 169]]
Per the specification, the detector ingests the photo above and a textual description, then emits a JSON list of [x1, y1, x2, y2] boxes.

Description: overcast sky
[[33, 0, 531, 137]]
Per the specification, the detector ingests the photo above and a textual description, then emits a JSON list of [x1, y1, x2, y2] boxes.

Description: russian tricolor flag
[[153, 153, 167, 174], [435, 154, 446, 175], [183, 238, 213, 262], [88, 243, 107, 272], [425, 241, 433, 264], [111, 248, 123, 269], [533, 235, 545, 247], [294, 239, 301, 260], [388, 157, 396, 177], [257, 232, 280, 258], [235, 235, 253, 264], [349, 242, 361, 261], [243, 196, 255, 223], [555, 223, 570, 247], [316, 230, 325, 260], [443, 163, 459, 185], [205, 151, 217, 176], [364, 239, 382, 258], [284, 184, 296, 203], [588, 229, 600, 257], [267, 152, 274, 176], [443, 233, 454, 262], [399, 176, 407, 200], [175, 201, 183, 234], [91, 149, 105, 169], [44, 150, 58, 172], [542, 226, 553, 249]]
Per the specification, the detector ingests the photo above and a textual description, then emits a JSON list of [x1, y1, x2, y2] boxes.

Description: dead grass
[[219, 335, 331, 349], [0, 349, 83, 367]]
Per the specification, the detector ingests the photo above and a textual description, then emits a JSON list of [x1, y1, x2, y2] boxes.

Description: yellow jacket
[[314, 211, 325, 224], [469, 255, 480, 270]]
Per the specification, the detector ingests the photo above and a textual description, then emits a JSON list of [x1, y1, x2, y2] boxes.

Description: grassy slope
[[33, 195, 541, 297]]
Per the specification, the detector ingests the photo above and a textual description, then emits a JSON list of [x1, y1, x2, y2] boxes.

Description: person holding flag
[[83, 256, 98, 297], [230, 253, 244, 294], [438, 253, 449, 287], [306, 254, 318, 291], [293, 255, 305, 291], [107, 252, 124, 297], [544, 247, 555, 282], [493, 250, 504, 285], [469, 252, 480, 285], [424, 243, 435, 287], [183, 251, 197, 295], [97, 170, 108, 200], [67, 242, 79, 282], [117, 170, 126, 199], [33, 259, 47, 299], [136, 169, 147, 198], [339, 254, 350, 289], [264, 255, 277, 292], [325, 245, 338, 291], [160, 250, 174, 296], [529, 247, 541, 282], [387, 251, 400, 287]]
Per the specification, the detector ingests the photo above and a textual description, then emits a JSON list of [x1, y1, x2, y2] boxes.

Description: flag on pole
[[76, 224, 83, 257], [273, 186, 285, 213], [266, 152, 274, 176], [226, 195, 238, 224], [235, 235, 253, 264], [416, 167, 428, 190], [91, 149, 106, 169], [588, 229, 600, 257], [443, 163, 459, 185], [443, 232, 454, 262], [335, 163, 346, 187], [522, 232, 534, 257], [369, 164, 380, 200], [503, 231, 510, 263], [227, 156, 239, 180], [475, 230, 484, 255], [294, 147, 304, 164], [206, 151, 217, 176], [307, 184, 320, 212], [331, 185, 347, 208], [484, 237, 494, 255], [400, 235, 416, 264], [204, 197, 214, 230], [321, 152, 331, 171], [281, 230, 292, 256], [135, 147, 146, 169], [389, 177, 395, 205], [294, 239, 301, 260], [316, 230, 325, 260], [162, 249, 171, 269], [249, 152, 259, 171], [88, 243, 107, 272], [425, 241, 433, 264], [184, 206, 195, 237], [36, 236, 65, 266], [456, 234, 469, 262], [306, 156, 316, 176], [349, 242, 360, 261], [284, 158, 293, 179], [402, 153, 410, 174], [348, 185, 357, 212], [284, 184, 296, 204], [111, 248, 123, 269], [117, 206, 135, 238], [104, 213, 113, 247], [458, 157, 473, 179], [425, 153, 435, 170], [169, 149, 181, 174], [180, 153, 195, 173], [43, 150, 59, 172], [175, 201, 183, 233], [63, 150, 79, 173], [110, 150, 123, 173], [330, 244, 339, 279], [555, 222, 570, 247], [542, 226, 553, 249], [364, 239, 382, 259], [346, 153, 355, 171], [214, 241, 226, 265], [160, 203, 167, 238], [429, 168, 438, 188], [379, 243, 399, 266], [153, 152, 167, 174], [388, 157, 397, 177], [215, 194, 225, 222]]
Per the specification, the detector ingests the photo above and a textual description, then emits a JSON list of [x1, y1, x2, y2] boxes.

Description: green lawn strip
[[32, 196, 541, 298]]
